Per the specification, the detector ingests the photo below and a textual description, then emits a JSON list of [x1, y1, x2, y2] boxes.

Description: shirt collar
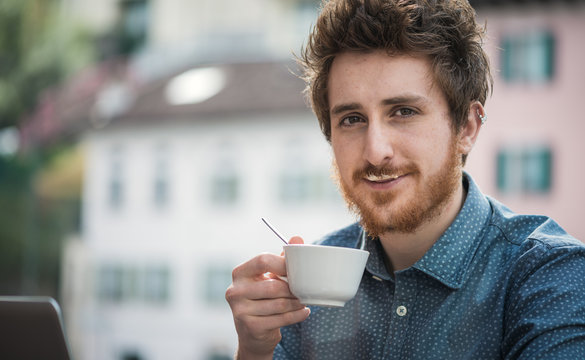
[[412, 172, 491, 289], [363, 172, 492, 288]]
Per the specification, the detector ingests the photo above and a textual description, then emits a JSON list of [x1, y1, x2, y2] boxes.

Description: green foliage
[[0, 154, 33, 293], [0, 0, 95, 129], [0, 147, 81, 296], [0, 0, 93, 296]]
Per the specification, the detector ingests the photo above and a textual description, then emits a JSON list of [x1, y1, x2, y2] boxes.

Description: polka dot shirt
[[274, 173, 585, 359]]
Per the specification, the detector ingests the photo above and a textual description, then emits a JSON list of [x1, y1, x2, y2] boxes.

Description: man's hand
[[226, 236, 309, 359]]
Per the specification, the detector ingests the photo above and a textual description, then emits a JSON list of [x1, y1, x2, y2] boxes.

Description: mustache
[[352, 163, 418, 183]]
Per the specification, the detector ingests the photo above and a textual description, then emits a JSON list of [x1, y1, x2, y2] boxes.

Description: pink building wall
[[467, 5, 585, 242]]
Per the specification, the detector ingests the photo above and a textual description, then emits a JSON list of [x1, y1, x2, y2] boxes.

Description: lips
[[352, 163, 417, 186], [364, 173, 401, 183]]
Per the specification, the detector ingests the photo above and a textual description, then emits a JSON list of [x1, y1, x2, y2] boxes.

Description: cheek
[[410, 129, 453, 167], [331, 140, 355, 176]]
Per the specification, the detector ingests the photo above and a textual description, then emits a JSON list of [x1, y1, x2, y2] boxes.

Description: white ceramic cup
[[283, 244, 369, 307]]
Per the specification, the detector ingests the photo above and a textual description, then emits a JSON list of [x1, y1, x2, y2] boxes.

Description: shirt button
[[396, 305, 407, 317]]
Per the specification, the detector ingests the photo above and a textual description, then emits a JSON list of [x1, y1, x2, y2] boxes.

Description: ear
[[457, 101, 484, 156]]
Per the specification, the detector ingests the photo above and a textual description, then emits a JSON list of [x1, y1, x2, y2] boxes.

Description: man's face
[[328, 51, 464, 236]]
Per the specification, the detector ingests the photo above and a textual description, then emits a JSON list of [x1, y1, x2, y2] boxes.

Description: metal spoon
[[261, 217, 289, 245]]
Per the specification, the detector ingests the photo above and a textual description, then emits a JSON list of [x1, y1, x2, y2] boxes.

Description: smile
[[364, 173, 401, 183]]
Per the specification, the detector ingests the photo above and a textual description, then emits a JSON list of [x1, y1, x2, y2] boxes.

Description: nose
[[363, 120, 394, 167]]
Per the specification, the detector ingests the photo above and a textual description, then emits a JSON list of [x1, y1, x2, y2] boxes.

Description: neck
[[378, 177, 467, 273]]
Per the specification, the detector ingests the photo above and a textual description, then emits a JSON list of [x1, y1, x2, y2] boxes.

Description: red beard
[[334, 140, 462, 237]]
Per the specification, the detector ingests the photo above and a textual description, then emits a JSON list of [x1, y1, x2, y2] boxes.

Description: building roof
[[116, 60, 310, 125], [19, 59, 311, 150]]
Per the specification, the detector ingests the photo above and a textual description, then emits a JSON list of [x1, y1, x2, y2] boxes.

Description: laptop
[[0, 296, 72, 360]]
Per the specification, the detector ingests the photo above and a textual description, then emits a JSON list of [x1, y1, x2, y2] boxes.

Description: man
[[225, 0, 585, 359]]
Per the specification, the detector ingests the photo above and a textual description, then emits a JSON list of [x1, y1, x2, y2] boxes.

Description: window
[[98, 265, 124, 302], [210, 170, 239, 205], [144, 266, 170, 304], [497, 145, 552, 194], [108, 146, 124, 209], [209, 142, 240, 205], [279, 170, 311, 203], [276, 137, 344, 205], [203, 265, 232, 305], [153, 145, 170, 208], [97, 264, 171, 304], [98, 265, 139, 302], [279, 170, 340, 204], [118, 0, 149, 54], [501, 30, 555, 83], [154, 171, 168, 207]]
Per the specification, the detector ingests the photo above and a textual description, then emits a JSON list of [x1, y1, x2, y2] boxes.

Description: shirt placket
[[383, 275, 416, 360]]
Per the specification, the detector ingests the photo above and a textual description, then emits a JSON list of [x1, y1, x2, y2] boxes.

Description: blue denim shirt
[[274, 173, 585, 359]]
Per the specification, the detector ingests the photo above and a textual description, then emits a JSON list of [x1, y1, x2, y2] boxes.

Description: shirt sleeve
[[502, 240, 585, 359]]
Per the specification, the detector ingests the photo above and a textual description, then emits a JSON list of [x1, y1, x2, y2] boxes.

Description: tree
[[0, 0, 93, 296], [0, 0, 94, 130]]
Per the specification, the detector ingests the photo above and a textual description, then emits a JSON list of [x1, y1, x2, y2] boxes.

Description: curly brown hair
[[299, 0, 493, 142]]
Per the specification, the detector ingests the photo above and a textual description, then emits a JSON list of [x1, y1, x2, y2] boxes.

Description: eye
[[339, 115, 365, 127], [394, 107, 417, 117]]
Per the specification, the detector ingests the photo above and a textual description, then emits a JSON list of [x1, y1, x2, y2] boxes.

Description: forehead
[[327, 51, 443, 106]]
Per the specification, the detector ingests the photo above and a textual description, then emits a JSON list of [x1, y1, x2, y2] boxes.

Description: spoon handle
[[261, 217, 289, 245]]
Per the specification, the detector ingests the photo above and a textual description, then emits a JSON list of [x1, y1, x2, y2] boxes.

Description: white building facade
[[64, 60, 354, 360], [58, 1, 334, 358]]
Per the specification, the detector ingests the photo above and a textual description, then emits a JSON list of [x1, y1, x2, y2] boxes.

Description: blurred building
[[467, 0, 585, 242], [63, 59, 352, 360], [57, 1, 355, 360], [47, 0, 585, 360]]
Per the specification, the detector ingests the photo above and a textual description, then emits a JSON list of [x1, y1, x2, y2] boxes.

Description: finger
[[226, 276, 295, 308], [288, 236, 304, 245], [244, 297, 306, 317], [244, 307, 311, 332], [245, 277, 295, 300], [280, 236, 305, 255], [232, 253, 287, 279]]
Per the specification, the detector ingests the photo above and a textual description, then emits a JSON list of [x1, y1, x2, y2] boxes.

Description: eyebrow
[[330, 94, 428, 116], [382, 94, 427, 106], [330, 102, 362, 116]]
